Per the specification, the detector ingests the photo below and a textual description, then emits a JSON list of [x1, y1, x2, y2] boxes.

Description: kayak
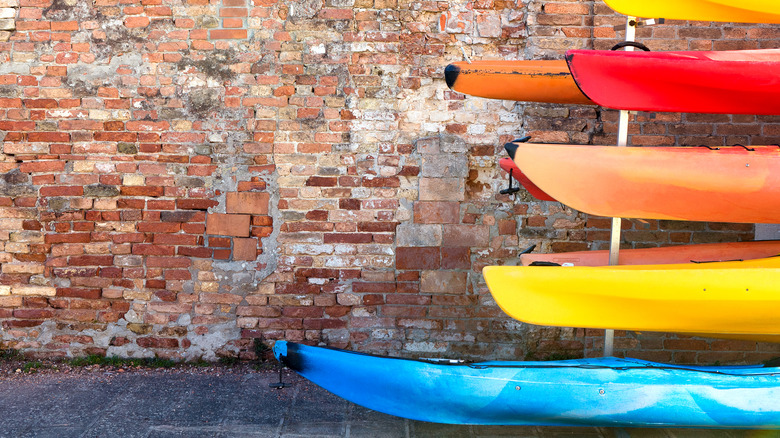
[[520, 241, 780, 343], [274, 341, 780, 428], [445, 60, 594, 105], [510, 143, 780, 223], [566, 49, 780, 115], [603, 0, 780, 24], [499, 157, 556, 201], [521, 241, 780, 266], [484, 256, 780, 336]]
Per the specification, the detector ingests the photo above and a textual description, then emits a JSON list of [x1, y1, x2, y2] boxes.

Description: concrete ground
[[0, 367, 774, 438]]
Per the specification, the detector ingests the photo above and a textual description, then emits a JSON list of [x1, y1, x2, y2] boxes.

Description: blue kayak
[[274, 341, 780, 428]]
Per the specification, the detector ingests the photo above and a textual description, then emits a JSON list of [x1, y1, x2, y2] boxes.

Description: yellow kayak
[[484, 257, 780, 337], [603, 0, 780, 23]]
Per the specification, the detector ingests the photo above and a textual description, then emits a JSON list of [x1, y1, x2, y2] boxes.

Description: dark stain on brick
[[84, 184, 120, 197], [176, 49, 238, 83], [1, 174, 29, 198], [185, 88, 224, 118], [160, 211, 198, 223]]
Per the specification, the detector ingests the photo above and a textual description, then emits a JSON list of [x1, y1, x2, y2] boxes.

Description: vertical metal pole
[[605, 16, 637, 357]]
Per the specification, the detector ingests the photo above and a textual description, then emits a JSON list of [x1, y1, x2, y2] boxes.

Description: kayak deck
[[566, 48, 780, 115]]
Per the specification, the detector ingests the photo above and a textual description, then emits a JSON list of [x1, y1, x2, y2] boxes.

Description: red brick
[[206, 213, 251, 237], [357, 221, 398, 233], [339, 198, 360, 210], [137, 223, 180, 233], [0, 98, 23, 108], [413, 202, 460, 224], [353, 282, 396, 293], [236, 180, 267, 191], [362, 176, 400, 187], [132, 244, 175, 256], [94, 132, 137, 142], [3, 320, 44, 328], [498, 219, 517, 235], [165, 269, 191, 280], [23, 99, 57, 108], [442, 225, 489, 247], [209, 29, 248, 39], [220, 7, 247, 16], [178, 199, 219, 210], [45, 233, 91, 244], [178, 246, 212, 258], [40, 186, 83, 197], [124, 16, 150, 27], [323, 233, 372, 244], [121, 186, 164, 197], [13, 309, 54, 319], [282, 307, 323, 318], [69, 255, 114, 266], [226, 192, 269, 215], [233, 237, 258, 261], [57, 288, 102, 299], [441, 247, 469, 269], [19, 161, 65, 172], [208, 237, 232, 248], [306, 176, 337, 187], [396, 247, 440, 270], [136, 337, 179, 349], [223, 18, 244, 28]]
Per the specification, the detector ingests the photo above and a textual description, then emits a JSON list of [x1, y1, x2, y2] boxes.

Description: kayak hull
[[498, 157, 556, 201], [511, 143, 780, 223], [445, 60, 594, 105], [274, 341, 780, 428], [603, 0, 780, 24], [567, 49, 780, 115], [520, 241, 780, 343], [484, 257, 780, 336]]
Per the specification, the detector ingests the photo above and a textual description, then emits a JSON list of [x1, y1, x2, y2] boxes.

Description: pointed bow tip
[[444, 64, 460, 89], [273, 341, 305, 371], [272, 340, 288, 361]]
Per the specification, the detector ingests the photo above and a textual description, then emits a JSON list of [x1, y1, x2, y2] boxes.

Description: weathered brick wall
[[0, 0, 777, 364]]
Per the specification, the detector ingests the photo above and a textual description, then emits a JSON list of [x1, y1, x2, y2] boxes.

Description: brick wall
[[0, 0, 16, 43], [0, 0, 777, 364]]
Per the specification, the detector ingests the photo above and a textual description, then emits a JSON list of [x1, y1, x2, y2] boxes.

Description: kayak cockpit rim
[[275, 341, 780, 375]]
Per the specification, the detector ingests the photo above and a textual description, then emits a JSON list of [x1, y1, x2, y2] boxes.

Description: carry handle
[[610, 41, 651, 52]]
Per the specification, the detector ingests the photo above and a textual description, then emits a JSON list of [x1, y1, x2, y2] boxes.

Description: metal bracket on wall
[[613, 18, 665, 31]]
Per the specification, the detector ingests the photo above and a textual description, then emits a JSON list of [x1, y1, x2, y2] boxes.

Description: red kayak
[[566, 49, 780, 115]]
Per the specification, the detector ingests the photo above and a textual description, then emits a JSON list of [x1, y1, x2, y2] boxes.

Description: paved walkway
[[0, 368, 773, 437]]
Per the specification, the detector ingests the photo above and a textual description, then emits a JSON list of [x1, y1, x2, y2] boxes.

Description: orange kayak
[[512, 143, 780, 223], [445, 60, 594, 105], [521, 241, 780, 267]]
